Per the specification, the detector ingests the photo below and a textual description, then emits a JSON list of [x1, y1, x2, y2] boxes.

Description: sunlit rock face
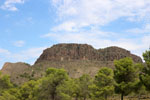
[[35, 43, 142, 64]]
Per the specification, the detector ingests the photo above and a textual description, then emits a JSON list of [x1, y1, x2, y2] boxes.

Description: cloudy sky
[[0, 0, 150, 69]]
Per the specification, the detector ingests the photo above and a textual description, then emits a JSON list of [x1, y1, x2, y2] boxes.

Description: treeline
[[0, 49, 150, 100]]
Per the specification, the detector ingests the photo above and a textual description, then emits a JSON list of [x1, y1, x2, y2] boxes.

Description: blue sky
[[0, 0, 150, 69]]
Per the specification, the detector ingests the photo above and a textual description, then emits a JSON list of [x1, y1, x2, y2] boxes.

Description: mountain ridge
[[0, 43, 142, 85], [35, 43, 142, 63]]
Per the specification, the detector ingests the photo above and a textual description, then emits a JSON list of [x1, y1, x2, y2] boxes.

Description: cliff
[[35, 43, 142, 63]]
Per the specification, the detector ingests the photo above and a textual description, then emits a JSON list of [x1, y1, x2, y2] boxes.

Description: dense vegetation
[[0, 49, 150, 100]]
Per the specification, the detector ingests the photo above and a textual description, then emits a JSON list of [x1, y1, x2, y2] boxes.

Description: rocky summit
[[35, 43, 142, 63], [1, 43, 142, 85]]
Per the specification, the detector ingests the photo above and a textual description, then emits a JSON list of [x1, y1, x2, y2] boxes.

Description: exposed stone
[[35, 44, 142, 64], [1, 62, 30, 75]]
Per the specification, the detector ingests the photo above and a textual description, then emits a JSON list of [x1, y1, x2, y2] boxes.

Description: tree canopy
[[114, 57, 137, 100], [140, 49, 150, 91], [91, 67, 114, 100]]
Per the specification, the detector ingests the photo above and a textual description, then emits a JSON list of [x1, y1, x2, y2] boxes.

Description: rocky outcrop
[[98, 46, 142, 62], [1, 62, 30, 85], [35, 43, 142, 64], [1, 62, 30, 75]]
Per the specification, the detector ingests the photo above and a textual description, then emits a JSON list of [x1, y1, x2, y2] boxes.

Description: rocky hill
[[1, 43, 142, 85], [1, 62, 31, 85], [35, 43, 142, 63]]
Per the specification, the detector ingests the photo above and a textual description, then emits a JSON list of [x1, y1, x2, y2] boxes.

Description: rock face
[[35, 43, 142, 64], [98, 46, 142, 63]]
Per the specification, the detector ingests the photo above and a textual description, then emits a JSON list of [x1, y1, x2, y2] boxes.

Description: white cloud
[[1, 0, 25, 11], [15, 17, 34, 26], [141, 35, 150, 48], [127, 24, 150, 34], [13, 40, 25, 47], [52, 21, 77, 32], [26, 17, 33, 24], [10, 47, 46, 61], [43, 32, 134, 49], [0, 48, 10, 55], [0, 48, 11, 67], [42, 28, 115, 39], [0, 47, 47, 69], [51, 0, 150, 32]]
